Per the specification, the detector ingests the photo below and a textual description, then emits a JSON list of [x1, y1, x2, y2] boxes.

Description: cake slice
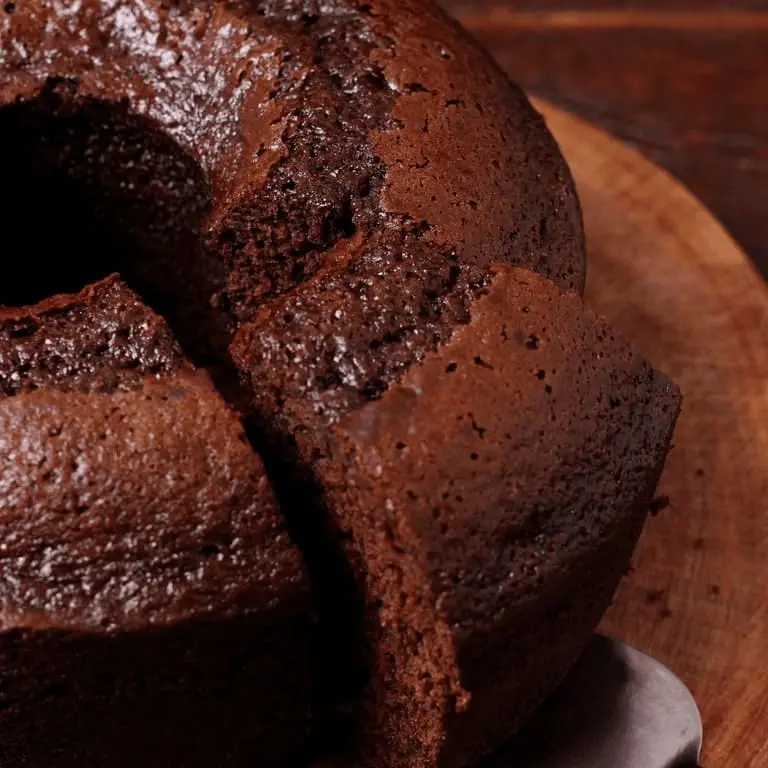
[[0, 277, 312, 767], [232, 264, 681, 768]]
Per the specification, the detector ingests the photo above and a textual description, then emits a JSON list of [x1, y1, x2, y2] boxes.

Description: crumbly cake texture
[[0, 2, 680, 767]]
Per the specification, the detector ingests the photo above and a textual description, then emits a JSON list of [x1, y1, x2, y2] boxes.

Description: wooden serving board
[[531, 100, 768, 766]]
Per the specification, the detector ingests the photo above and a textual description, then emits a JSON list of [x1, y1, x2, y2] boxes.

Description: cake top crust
[[0, 370, 306, 633]]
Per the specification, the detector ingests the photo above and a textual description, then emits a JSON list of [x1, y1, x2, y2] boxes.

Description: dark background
[[441, 0, 768, 278]]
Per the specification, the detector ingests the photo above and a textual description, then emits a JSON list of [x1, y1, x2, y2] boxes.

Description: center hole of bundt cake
[[0, 83, 220, 346]]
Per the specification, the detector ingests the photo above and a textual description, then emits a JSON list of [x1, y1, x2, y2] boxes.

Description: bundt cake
[[0, 2, 681, 767]]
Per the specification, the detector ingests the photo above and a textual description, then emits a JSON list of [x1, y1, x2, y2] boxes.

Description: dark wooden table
[[441, 0, 768, 278]]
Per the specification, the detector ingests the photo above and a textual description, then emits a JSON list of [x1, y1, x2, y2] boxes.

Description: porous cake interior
[[0, 277, 186, 396]]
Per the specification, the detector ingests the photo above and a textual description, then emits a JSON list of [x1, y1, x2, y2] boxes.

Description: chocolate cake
[[0, 278, 312, 766], [0, 2, 681, 767], [318, 265, 679, 767]]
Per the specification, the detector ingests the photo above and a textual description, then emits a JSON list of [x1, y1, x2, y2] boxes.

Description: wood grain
[[441, 2, 768, 279], [456, 9, 768, 27], [447, 1, 767, 12], [529, 100, 768, 767]]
